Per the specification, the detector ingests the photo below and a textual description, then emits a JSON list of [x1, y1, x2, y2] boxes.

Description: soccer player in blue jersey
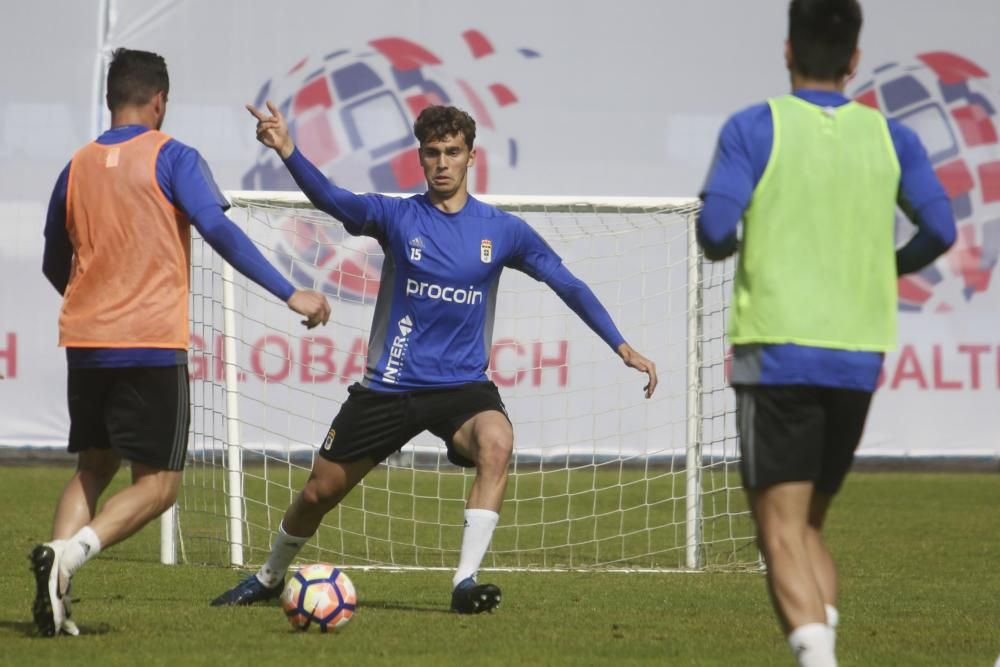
[[210, 102, 658, 613], [698, 1, 956, 665], [32, 48, 331, 637]]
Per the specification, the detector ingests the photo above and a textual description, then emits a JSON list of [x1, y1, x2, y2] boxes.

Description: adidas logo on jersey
[[408, 237, 425, 262]]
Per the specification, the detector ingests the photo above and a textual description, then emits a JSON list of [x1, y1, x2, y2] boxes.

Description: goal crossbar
[[226, 191, 700, 213]]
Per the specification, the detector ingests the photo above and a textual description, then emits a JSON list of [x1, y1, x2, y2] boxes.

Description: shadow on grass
[[359, 599, 452, 615], [202, 598, 452, 615], [0, 619, 112, 637], [0, 620, 38, 637]]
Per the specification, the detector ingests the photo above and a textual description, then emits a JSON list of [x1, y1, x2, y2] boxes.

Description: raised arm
[[247, 101, 373, 235], [511, 219, 658, 397]]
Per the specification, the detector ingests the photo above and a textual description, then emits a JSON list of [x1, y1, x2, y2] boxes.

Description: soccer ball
[[851, 51, 1000, 312], [280, 564, 357, 632]]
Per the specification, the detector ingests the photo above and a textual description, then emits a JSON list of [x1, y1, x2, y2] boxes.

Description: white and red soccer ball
[[280, 563, 357, 632]]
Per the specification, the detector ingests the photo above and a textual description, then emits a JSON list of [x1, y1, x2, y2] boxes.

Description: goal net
[[170, 191, 753, 572]]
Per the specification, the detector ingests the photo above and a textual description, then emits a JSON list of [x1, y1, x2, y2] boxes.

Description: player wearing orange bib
[[31, 48, 331, 637]]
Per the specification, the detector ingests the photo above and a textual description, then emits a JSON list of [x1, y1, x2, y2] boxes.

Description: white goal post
[[165, 191, 753, 572]]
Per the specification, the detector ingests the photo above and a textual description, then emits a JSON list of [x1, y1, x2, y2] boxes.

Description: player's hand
[[246, 100, 295, 159], [287, 289, 331, 329], [617, 343, 657, 398]]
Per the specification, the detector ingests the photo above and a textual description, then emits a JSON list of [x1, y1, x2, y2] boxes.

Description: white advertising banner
[[2, 0, 999, 455]]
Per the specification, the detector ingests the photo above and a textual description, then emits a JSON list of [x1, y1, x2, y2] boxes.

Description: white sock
[[825, 604, 839, 647], [256, 522, 309, 588], [60, 526, 102, 580], [788, 623, 837, 667], [452, 509, 499, 588]]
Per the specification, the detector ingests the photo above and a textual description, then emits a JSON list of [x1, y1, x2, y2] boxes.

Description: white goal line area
[[168, 191, 756, 573]]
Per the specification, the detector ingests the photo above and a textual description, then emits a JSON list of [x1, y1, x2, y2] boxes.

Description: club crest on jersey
[[480, 239, 493, 263], [322, 427, 336, 450]]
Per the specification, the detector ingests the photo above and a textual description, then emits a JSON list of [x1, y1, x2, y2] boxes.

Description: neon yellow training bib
[[729, 95, 901, 351]]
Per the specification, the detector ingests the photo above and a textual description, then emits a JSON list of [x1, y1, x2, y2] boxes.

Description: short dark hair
[[106, 48, 169, 112], [413, 105, 477, 150], [788, 0, 863, 81]]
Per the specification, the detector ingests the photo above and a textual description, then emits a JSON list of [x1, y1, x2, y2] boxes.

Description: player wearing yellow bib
[[699, 2, 956, 665]]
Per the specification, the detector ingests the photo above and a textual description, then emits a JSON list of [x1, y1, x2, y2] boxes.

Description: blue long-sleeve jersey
[[44, 125, 295, 368], [699, 89, 956, 391], [282, 147, 626, 391]]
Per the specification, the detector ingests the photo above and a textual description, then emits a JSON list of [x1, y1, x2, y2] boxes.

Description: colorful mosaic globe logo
[[853, 52, 1000, 312], [245, 31, 536, 304]]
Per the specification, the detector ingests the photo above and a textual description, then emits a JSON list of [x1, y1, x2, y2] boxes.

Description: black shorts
[[733, 385, 872, 494], [67, 365, 190, 471], [318, 381, 510, 468]]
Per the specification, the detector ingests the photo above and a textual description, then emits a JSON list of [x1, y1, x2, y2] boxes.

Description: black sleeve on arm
[[891, 120, 957, 275], [895, 197, 957, 275]]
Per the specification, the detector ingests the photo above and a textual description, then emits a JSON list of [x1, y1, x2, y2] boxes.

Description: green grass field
[[2, 466, 998, 666]]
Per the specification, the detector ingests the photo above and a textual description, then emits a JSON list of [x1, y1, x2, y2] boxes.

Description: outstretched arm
[[544, 264, 658, 398], [165, 140, 332, 330], [247, 101, 372, 234], [191, 208, 331, 329]]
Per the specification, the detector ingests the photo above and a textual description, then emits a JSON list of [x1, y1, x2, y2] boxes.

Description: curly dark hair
[[413, 105, 477, 150]]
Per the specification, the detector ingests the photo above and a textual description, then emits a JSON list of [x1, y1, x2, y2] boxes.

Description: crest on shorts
[[322, 427, 336, 450], [480, 239, 492, 263]]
